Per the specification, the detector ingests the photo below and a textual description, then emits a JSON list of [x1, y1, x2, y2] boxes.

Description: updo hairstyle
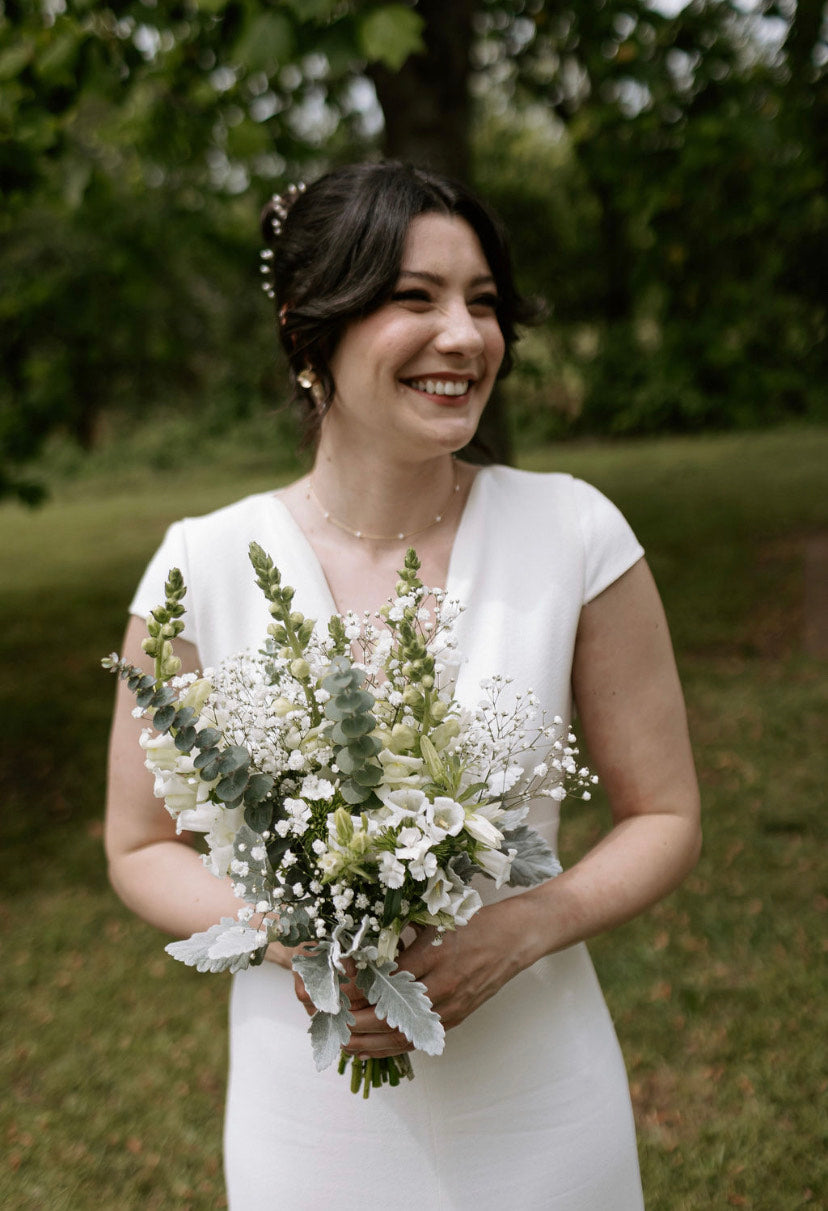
[[260, 161, 541, 429]]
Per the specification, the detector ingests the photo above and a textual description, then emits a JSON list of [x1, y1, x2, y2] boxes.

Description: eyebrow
[[397, 269, 498, 289]]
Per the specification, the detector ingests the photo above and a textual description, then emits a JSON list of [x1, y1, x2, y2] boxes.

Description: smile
[[406, 378, 472, 397]]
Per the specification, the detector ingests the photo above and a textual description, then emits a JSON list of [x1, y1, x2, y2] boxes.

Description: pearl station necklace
[[307, 468, 460, 543]]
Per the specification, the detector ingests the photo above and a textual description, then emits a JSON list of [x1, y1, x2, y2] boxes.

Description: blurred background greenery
[[2, 2, 827, 1208], [1, 0, 826, 499]]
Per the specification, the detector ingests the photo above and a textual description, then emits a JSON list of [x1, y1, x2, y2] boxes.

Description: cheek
[[488, 325, 506, 375]]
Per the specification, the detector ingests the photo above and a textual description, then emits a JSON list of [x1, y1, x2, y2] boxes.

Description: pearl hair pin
[[307, 469, 460, 543]]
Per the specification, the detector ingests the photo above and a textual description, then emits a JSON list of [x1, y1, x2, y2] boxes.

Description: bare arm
[[342, 559, 702, 1056], [104, 615, 293, 963]]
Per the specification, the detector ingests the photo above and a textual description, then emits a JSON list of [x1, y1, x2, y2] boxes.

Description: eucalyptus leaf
[[217, 745, 250, 775], [195, 728, 222, 750], [215, 768, 249, 803], [174, 725, 197, 752], [153, 704, 176, 733], [195, 751, 221, 781]]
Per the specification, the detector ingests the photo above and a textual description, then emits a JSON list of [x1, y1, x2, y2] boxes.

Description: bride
[[106, 162, 701, 1209]]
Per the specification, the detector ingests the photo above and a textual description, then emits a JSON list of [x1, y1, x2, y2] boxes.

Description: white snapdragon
[[378, 750, 427, 790]]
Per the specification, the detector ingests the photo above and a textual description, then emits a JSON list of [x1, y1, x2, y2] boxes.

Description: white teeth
[[409, 378, 470, 397]]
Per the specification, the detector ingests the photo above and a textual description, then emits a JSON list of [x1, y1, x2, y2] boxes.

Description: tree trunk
[[368, 0, 474, 181], [368, 0, 511, 464]]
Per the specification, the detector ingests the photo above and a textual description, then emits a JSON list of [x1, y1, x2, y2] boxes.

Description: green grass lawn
[[2, 426, 826, 1209]]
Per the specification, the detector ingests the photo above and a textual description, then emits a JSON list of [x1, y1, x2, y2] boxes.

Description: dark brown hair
[[261, 161, 542, 430]]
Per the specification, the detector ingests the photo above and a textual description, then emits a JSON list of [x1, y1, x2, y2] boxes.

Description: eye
[[391, 289, 432, 307], [469, 292, 499, 313]]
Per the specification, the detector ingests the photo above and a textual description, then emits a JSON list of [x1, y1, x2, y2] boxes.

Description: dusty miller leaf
[[165, 918, 267, 973], [292, 947, 340, 1014], [357, 962, 444, 1055], [308, 996, 355, 1072], [231, 824, 274, 908], [503, 825, 563, 887]]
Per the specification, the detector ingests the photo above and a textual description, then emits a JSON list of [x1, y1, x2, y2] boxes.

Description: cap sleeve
[[128, 520, 197, 646], [571, 478, 644, 604]]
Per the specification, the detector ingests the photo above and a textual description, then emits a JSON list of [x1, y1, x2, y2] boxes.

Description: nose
[[433, 300, 486, 358]]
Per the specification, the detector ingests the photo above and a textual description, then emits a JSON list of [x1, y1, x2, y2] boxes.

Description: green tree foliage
[[0, 1, 825, 498]]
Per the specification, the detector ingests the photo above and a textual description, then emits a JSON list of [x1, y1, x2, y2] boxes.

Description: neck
[[311, 436, 459, 545]]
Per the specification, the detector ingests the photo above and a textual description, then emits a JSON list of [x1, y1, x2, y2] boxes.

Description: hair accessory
[[307, 467, 460, 543], [260, 181, 306, 301]]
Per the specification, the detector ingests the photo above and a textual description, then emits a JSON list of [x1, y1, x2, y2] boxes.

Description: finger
[[343, 1032, 412, 1058]]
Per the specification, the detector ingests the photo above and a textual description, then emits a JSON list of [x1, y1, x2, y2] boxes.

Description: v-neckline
[[266, 467, 488, 618]]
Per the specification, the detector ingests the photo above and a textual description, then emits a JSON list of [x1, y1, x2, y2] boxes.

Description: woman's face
[[324, 213, 506, 460]]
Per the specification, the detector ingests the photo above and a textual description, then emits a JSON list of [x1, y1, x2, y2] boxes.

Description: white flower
[[202, 804, 245, 878], [463, 811, 504, 849], [378, 750, 427, 789], [140, 730, 183, 772], [151, 768, 200, 818], [300, 774, 335, 801], [475, 846, 512, 888], [377, 786, 428, 824], [376, 925, 401, 964], [447, 882, 482, 924], [423, 869, 453, 915], [426, 796, 465, 839], [377, 851, 406, 889]]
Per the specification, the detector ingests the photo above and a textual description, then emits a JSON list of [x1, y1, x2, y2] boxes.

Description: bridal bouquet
[[104, 544, 596, 1096]]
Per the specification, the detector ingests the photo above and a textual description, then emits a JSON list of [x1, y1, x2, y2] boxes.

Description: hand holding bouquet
[[104, 545, 596, 1096]]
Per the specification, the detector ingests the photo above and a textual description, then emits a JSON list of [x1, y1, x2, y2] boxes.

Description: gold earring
[[298, 367, 326, 409]]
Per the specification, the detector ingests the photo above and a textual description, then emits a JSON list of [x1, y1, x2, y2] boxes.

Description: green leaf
[[244, 772, 274, 805], [351, 762, 382, 788], [357, 5, 425, 71], [233, 13, 295, 74], [215, 768, 249, 803], [339, 781, 374, 805], [345, 734, 382, 759], [174, 725, 197, 752], [0, 40, 35, 83], [153, 704, 176, 733], [193, 748, 221, 777], [150, 686, 176, 709], [280, 0, 339, 20], [337, 713, 376, 739], [217, 745, 250, 775], [195, 728, 222, 750], [244, 800, 273, 834]]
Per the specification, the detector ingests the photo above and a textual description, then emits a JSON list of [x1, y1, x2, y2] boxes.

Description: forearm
[[107, 839, 293, 967], [509, 809, 702, 973]]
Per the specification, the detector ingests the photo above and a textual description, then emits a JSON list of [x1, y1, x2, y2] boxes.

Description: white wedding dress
[[131, 466, 646, 1210]]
